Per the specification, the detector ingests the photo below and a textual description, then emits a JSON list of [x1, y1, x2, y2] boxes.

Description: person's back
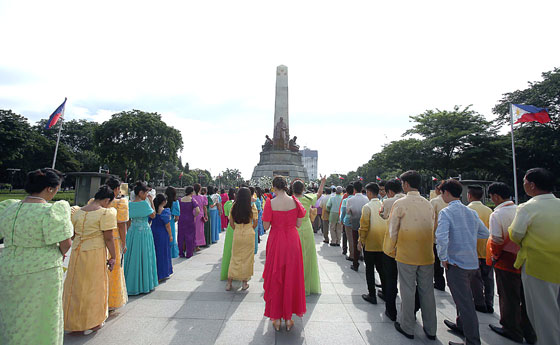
[[390, 193, 434, 265], [262, 177, 306, 330], [508, 168, 560, 345], [438, 201, 488, 269], [510, 193, 560, 282]]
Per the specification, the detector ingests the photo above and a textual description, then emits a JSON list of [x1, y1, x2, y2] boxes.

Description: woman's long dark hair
[[231, 187, 252, 224], [165, 186, 176, 209]]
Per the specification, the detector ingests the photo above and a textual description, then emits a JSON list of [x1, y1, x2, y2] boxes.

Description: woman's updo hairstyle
[[291, 179, 305, 195], [185, 186, 194, 195], [193, 183, 201, 195], [24, 168, 64, 194], [133, 180, 148, 195], [94, 185, 115, 202], [272, 176, 288, 192], [153, 193, 167, 211], [106, 177, 121, 191]]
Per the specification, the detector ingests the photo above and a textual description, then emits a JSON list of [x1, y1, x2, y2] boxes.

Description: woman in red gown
[[262, 176, 307, 331]]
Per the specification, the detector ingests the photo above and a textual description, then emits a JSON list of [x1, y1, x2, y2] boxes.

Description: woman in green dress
[[0, 168, 73, 345], [292, 176, 326, 295], [220, 188, 236, 280]]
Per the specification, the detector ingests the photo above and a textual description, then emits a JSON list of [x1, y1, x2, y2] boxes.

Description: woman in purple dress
[[177, 186, 200, 258], [193, 183, 208, 250]]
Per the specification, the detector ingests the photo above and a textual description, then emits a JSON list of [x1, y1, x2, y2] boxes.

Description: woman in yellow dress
[[105, 177, 129, 309], [63, 186, 117, 334], [226, 187, 258, 291]]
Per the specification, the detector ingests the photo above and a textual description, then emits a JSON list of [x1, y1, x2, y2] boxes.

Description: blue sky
[[1, 0, 559, 179]]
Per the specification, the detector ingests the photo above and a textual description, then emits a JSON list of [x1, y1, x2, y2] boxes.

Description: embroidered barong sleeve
[[358, 205, 371, 243], [387, 203, 402, 255], [508, 206, 531, 245]]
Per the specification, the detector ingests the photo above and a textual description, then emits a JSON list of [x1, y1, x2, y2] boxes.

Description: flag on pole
[[357, 176, 364, 181], [179, 171, 184, 179], [432, 176, 438, 181], [512, 104, 551, 124], [376, 176, 381, 181], [45, 98, 67, 129], [395, 176, 400, 181], [339, 176, 345, 180]]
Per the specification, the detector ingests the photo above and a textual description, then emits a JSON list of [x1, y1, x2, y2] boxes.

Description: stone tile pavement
[[63, 230, 519, 345]]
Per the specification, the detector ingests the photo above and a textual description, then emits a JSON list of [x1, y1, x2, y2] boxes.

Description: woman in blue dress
[[165, 187, 180, 258], [256, 187, 265, 237], [123, 181, 158, 295], [151, 194, 173, 281], [208, 186, 222, 243]]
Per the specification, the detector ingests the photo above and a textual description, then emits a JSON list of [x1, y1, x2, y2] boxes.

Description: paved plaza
[[62, 232, 518, 345]]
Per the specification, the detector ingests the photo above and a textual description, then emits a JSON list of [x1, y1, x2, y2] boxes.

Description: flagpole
[[510, 103, 519, 204], [51, 106, 65, 169]]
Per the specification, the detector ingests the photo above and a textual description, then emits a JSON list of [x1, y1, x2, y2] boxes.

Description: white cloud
[[1, 0, 559, 179]]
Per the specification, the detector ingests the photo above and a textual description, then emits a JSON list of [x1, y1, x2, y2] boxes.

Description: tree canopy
[[93, 110, 184, 182]]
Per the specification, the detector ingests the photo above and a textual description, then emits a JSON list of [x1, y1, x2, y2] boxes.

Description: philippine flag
[[45, 98, 67, 129], [512, 104, 551, 124], [376, 176, 381, 181]]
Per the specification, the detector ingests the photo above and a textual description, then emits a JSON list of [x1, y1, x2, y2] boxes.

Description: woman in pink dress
[[193, 183, 208, 250], [262, 176, 307, 332], [220, 189, 229, 230]]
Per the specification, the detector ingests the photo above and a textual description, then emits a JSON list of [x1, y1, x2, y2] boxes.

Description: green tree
[[404, 105, 496, 178], [0, 109, 30, 166], [217, 168, 244, 188], [93, 110, 183, 181], [493, 67, 560, 191]]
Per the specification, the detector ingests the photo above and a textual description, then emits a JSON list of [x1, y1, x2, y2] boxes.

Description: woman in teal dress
[[124, 181, 158, 295], [292, 176, 326, 295], [165, 186, 180, 258], [0, 168, 73, 345], [220, 188, 236, 280], [250, 186, 261, 254]]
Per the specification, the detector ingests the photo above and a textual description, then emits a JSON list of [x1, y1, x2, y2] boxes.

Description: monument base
[[251, 150, 309, 181]]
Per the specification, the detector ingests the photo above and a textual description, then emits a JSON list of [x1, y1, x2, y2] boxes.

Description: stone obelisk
[[251, 65, 308, 181], [274, 65, 289, 140]]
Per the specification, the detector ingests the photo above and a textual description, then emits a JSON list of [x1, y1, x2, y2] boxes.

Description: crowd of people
[[0, 167, 559, 345]]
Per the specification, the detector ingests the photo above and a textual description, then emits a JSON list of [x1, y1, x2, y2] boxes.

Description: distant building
[[300, 147, 318, 181]]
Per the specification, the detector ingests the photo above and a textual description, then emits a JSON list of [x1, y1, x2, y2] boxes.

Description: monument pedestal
[[251, 150, 308, 180]]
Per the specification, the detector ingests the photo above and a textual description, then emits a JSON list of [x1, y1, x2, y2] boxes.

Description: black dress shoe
[[362, 294, 377, 304], [448, 342, 464, 345], [475, 305, 488, 313], [323, 240, 329, 244], [423, 327, 436, 340], [377, 291, 386, 301], [350, 265, 359, 272], [346, 256, 353, 261], [444, 319, 463, 335], [384, 310, 396, 321], [329, 243, 336, 246], [488, 324, 523, 343], [394, 322, 414, 339]]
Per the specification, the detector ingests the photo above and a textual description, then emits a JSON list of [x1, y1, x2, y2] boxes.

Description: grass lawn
[[0, 191, 75, 204]]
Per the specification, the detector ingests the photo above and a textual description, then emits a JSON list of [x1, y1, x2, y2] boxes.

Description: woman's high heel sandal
[[272, 319, 281, 331], [285, 319, 294, 332]]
